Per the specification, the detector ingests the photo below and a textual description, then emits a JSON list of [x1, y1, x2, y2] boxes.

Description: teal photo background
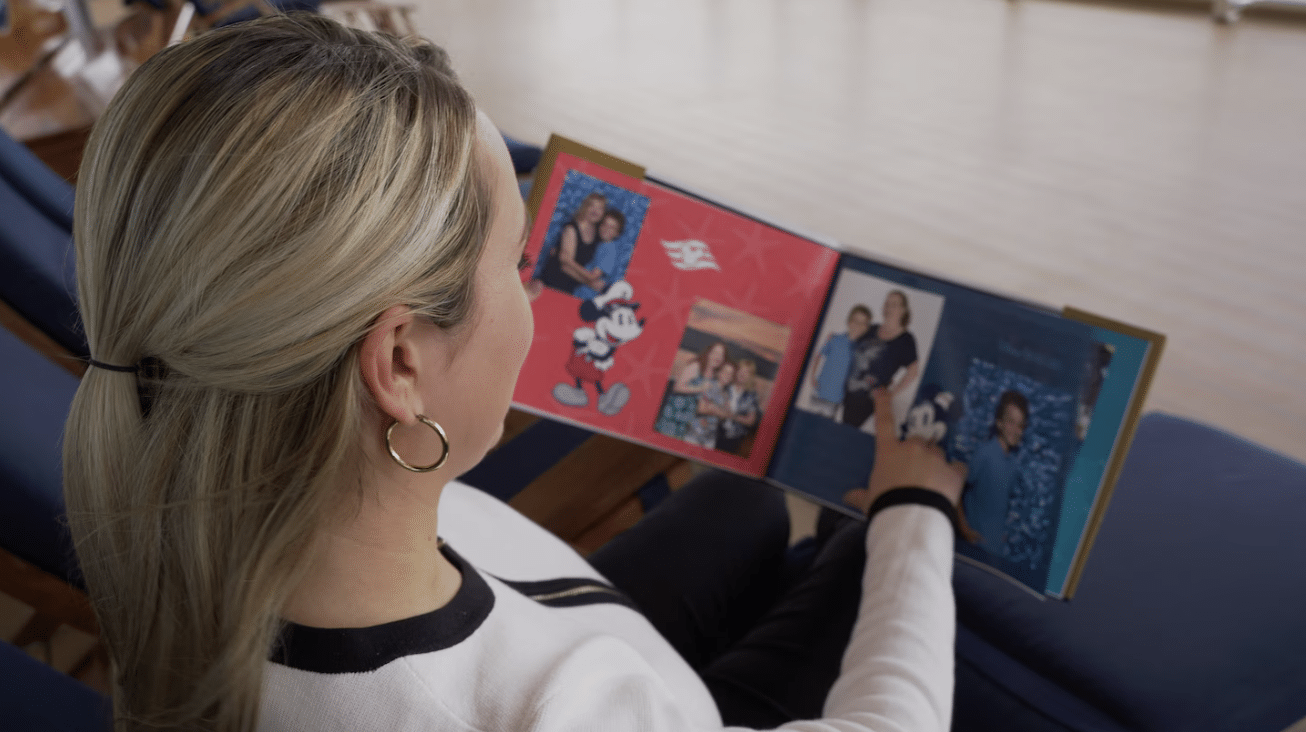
[[1044, 326, 1152, 596]]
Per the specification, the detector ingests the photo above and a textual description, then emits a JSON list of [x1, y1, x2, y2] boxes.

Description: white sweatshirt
[[259, 480, 954, 731]]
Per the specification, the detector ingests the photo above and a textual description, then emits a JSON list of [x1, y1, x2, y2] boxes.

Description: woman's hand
[[844, 389, 964, 513]]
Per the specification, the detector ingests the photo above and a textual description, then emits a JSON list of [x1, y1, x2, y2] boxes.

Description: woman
[[64, 15, 962, 731], [841, 290, 921, 429], [536, 191, 606, 294], [655, 340, 726, 440]]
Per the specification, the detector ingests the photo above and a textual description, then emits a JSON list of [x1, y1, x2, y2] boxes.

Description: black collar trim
[[270, 544, 493, 674]]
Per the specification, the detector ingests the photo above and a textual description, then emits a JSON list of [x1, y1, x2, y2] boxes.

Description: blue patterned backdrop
[[533, 170, 650, 298], [952, 358, 1075, 573]]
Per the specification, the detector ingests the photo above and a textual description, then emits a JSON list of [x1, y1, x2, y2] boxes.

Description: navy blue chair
[[0, 128, 85, 372], [503, 135, 543, 178], [0, 323, 82, 586], [0, 321, 96, 661], [0, 129, 90, 636], [953, 413, 1306, 732], [0, 640, 110, 731]]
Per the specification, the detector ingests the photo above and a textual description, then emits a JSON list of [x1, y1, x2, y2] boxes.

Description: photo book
[[513, 135, 1164, 599]]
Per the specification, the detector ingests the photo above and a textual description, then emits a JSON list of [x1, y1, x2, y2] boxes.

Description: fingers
[[872, 388, 896, 440], [844, 487, 872, 513]]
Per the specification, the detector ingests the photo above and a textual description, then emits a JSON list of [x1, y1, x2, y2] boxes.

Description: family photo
[[653, 300, 788, 457], [796, 270, 945, 435], [530, 169, 649, 299]]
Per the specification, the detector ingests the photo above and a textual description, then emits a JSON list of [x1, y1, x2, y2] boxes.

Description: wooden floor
[[409, 0, 1306, 464]]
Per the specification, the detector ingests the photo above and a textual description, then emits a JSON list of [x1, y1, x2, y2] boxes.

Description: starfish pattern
[[782, 258, 827, 302], [616, 339, 675, 407], [728, 218, 787, 275]]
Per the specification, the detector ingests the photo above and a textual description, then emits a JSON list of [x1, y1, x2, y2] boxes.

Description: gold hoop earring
[[386, 415, 450, 473]]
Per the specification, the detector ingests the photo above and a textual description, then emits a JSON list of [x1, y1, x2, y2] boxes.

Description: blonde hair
[[63, 14, 491, 731], [574, 192, 607, 222]]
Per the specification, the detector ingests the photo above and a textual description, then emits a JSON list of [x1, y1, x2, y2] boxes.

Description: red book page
[[513, 153, 839, 476]]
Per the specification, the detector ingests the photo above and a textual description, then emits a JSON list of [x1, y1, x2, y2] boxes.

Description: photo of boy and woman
[[796, 271, 945, 433], [530, 170, 649, 299], [654, 300, 788, 458]]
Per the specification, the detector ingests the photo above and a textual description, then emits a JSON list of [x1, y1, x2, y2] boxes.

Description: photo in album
[[794, 269, 945, 435], [653, 300, 788, 458], [767, 254, 1144, 594], [530, 169, 650, 300]]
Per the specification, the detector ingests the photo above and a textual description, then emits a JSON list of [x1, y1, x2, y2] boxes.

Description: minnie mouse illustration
[[552, 280, 646, 415]]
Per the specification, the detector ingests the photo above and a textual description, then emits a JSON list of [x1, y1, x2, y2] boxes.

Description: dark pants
[[589, 470, 867, 727], [841, 389, 875, 428]]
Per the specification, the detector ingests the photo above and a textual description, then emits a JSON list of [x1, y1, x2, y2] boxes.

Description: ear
[[359, 304, 426, 425]]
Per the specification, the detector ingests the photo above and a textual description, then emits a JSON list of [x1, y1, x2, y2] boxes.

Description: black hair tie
[[88, 358, 139, 373], [88, 357, 168, 418]]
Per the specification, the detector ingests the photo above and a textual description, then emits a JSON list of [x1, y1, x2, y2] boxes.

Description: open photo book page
[[513, 143, 839, 477], [768, 254, 1161, 598]]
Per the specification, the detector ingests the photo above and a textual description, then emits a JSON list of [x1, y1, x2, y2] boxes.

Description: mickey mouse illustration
[[552, 280, 645, 415], [901, 384, 959, 446]]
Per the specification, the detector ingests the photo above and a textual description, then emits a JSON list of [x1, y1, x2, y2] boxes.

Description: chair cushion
[[460, 419, 593, 502], [0, 325, 80, 582], [0, 640, 110, 731], [503, 135, 542, 176], [954, 413, 1306, 732], [0, 177, 84, 357], [0, 129, 75, 232]]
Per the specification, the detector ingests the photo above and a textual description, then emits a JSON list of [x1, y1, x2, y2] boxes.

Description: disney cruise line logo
[[661, 240, 721, 272]]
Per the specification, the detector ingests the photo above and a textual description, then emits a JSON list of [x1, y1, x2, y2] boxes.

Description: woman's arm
[[672, 362, 707, 394], [585, 266, 610, 290], [889, 360, 920, 398], [823, 389, 962, 732], [819, 503, 955, 731], [809, 352, 826, 391]]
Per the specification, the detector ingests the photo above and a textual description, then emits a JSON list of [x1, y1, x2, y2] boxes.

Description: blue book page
[[768, 253, 1147, 596]]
